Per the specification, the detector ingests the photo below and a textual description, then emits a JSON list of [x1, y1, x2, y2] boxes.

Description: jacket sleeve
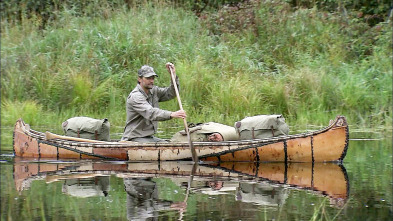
[[156, 75, 179, 102], [129, 92, 172, 121]]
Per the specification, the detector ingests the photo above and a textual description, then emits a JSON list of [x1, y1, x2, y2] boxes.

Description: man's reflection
[[124, 177, 187, 221]]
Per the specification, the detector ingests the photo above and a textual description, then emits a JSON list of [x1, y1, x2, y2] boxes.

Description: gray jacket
[[121, 77, 179, 141]]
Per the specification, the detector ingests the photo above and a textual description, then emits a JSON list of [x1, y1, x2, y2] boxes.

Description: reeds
[[1, 1, 391, 132]]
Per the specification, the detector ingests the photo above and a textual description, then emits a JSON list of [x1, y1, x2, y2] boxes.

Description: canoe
[[13, 160, 349, 205], [13, 116, 349, 162]]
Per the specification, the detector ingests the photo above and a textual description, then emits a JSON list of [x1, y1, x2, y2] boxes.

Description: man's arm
[[130, 93, 186, 121], [155, 75, 179, 102], [156, 62, 179, 102], [130, 93, 172, 121]]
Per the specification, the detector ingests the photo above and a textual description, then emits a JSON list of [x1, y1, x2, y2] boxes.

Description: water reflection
[[125, 177, 174, 220], [13, 159, 349, 219], [236, 182, 288, 206], [62, 176, 110, 198]]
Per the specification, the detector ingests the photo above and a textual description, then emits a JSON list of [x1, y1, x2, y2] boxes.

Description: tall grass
[[1, 0, 392, 134]]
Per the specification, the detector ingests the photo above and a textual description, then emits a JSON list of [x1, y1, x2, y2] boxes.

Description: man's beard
[[144, 83, 154, 90]]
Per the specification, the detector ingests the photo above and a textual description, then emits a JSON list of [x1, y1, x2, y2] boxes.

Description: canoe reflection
[[13, 159, 349, 215], [61, 176, 110, 197]]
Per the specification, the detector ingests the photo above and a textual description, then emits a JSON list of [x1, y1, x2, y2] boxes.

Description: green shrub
[[1, 100, 45, 126]]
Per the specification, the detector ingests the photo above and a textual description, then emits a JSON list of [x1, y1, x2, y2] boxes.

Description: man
[[121, 63, 186, 143]]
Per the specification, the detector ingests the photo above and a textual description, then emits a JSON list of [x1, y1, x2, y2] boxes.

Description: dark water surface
[[1, 132, 392, 220]]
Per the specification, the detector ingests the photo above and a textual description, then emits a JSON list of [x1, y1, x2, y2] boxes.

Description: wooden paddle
[[45, 131, 106, 143], [167, 63, 198, 163]]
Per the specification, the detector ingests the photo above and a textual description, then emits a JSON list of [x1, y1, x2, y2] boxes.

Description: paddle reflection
[[13, 159, 349, 218]]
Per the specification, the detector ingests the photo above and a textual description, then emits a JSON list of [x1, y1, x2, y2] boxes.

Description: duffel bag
[[62, 117, 110, 141], [235, 115, 289, 140]]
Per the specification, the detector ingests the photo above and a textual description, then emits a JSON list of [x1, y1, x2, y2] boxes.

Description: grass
[[1, 1, 392, 150]]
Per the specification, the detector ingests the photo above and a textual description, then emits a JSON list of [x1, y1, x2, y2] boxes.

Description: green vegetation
[[1, 0, 392, 142]]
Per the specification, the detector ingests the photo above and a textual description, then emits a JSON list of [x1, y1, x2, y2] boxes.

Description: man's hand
[[171, 110, 186, 119], [166, 62, 175, 76]]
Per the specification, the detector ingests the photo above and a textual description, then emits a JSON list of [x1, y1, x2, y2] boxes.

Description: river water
[[1, 130, 392, 220]]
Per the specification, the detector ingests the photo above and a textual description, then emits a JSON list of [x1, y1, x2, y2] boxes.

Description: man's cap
[[138, 65, 158, 77]]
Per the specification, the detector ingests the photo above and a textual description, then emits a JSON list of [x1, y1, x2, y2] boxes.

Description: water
[[1, 132, 392, 220]]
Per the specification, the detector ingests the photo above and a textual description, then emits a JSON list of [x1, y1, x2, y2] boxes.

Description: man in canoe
[[121, 63, 186, 143]]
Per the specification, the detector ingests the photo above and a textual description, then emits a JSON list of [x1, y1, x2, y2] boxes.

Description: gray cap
[[138, 65, 158, 78]]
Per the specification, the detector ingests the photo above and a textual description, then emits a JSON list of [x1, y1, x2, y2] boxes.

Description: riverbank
[[1, 1, 392, 133]]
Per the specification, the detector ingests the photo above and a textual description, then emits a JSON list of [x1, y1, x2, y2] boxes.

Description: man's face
[[138, 76, 155, 91]]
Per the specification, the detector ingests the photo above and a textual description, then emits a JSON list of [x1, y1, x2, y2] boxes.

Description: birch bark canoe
[[13, 116, 349, 162]]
